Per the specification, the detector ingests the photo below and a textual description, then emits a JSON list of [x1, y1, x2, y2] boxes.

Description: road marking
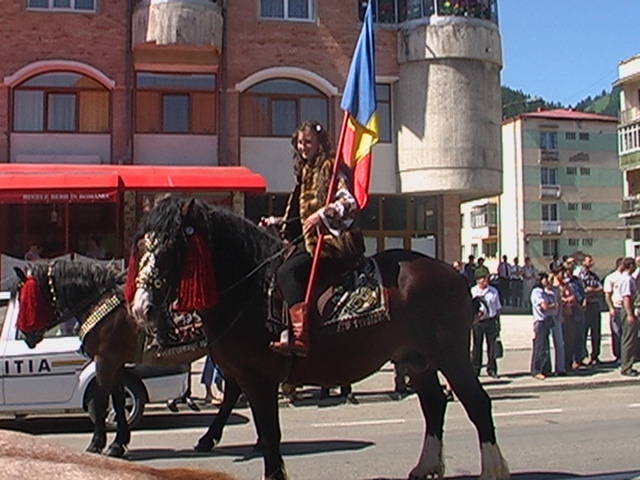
[[494, 408, 562, 417], [312, 419, 406, 428]]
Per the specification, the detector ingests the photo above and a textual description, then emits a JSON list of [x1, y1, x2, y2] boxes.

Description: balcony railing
[[541, 221, 562, 235], [132, 0, 223, 50], [538, 149, 559, 163], [621, 196, 640, 218], [361, 0, 499, 25], [540, 184, 561, 199], [620, 107, 640, 125]]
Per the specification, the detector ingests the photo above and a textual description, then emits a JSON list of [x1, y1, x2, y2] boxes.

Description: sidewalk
[[176, 313, 639, 409]]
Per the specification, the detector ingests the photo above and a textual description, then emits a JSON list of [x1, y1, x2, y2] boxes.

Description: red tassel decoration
[[16, 276, 56, 333], [174, 233, 219, 312], [124, 250, 139, 305]]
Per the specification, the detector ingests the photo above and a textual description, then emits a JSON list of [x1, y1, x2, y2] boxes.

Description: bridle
[[135, 230, 301, 304]]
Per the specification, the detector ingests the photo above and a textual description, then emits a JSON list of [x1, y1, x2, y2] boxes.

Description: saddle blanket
[[318, 257, 390, 334]]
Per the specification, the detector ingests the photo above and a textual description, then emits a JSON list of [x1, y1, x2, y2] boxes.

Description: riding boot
[[270, 302, 310, 357]]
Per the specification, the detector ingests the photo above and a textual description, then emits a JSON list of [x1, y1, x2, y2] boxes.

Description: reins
[[215, 234, 303, 299], [197, 233, 304, 348]]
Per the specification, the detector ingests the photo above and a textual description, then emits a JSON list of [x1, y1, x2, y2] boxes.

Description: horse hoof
[[85, 445, 104, 455], [105, 444, 126, 458], [194, 437, 217, 452], [479, 442, 510, 480], [408, 465, 444, 480]]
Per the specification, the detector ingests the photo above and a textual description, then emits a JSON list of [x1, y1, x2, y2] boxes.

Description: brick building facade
[[0, 0, 502, 265]]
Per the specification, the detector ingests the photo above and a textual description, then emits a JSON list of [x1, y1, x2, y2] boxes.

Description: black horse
[[12, 260, 246, 457], [130, 197, 510, 480]]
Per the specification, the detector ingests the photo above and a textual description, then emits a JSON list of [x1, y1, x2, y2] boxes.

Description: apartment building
[[0, 0, 503, 265], [616, 53, 640, 256], [462, 109, 624, 276]]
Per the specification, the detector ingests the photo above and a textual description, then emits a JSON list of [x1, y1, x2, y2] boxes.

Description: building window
[[377, 84, 393, 143], [240, 79, 328, 137], [482, 241, 497, 258], [568, 202, 578, 211], [542, 203, 558, 221], [135, 72, 216, 134], [579, 132, 590, 141], [460, 213, 465, 228], [540, 131, 558, 150], [580, 167, 591, 176], [566, 167, 577, 175], [581, 202, 592, 211], [540, 167, 557, 185], [260, 0, 314, 21], [27, 0, 95, 11], [542, 239, 559, 257], [565, 132, 576, 140], [582, 238, 594, 247], [471, 243, 478, 258], [568, 238, 579, 247], [471, 203, 497, 228], [13, 72, 109, 133]]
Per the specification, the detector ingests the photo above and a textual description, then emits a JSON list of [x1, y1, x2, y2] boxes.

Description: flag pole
[[303, 113, 351, 305]]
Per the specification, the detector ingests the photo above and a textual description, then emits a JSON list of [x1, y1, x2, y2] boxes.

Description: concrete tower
[[396, 2, 503, 201]]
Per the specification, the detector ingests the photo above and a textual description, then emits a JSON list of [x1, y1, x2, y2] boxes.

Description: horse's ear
[[14, 267, 27, 283], [181, 198, 196, 218]]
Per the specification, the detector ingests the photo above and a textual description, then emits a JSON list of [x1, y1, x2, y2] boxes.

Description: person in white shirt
[[618, 257, 638, 376], [470, 273, 502, 378], [603, 257, 624, 362]]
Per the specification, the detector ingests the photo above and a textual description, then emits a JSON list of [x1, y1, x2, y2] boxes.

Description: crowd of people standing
[[455, 253, 640, 381]]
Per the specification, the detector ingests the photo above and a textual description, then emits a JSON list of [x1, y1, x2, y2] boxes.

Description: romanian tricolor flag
[[338, 0, 378, 209]]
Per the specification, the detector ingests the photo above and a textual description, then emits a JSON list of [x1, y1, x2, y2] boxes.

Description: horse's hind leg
[[441, 356, 509, 480], [409, 369, 447, 480], [195, 376, 243, 452], [105, 381, 130, 458]]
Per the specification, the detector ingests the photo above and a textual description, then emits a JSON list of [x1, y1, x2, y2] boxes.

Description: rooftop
[[504, 108, 618, 125]]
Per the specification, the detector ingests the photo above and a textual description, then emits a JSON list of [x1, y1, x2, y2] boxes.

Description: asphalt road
[[3, 385, 640, 480]]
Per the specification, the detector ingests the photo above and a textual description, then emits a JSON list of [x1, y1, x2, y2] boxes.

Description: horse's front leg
[[195, 376, 243, 452], [243, 380, 286, 480], [87, 383, 108, 454], [105, 381, 130, 458]]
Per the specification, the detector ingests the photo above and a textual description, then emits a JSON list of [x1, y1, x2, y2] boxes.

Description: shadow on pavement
[[0, 411, 249, 435], [128, 439, 375, 462], [365, 470, 640, 480]]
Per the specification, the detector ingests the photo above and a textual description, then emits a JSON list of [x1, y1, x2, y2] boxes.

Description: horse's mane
[[139, 197, 283, 293], [15, 260, 123, 312]]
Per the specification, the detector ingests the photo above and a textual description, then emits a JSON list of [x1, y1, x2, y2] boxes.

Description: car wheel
[[87, 376, 146, 431]]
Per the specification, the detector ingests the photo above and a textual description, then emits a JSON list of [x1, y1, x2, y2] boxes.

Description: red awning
[[0, 164, 266, 203]]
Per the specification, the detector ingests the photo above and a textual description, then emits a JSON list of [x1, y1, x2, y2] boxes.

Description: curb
[[144, 376, 640, 414]]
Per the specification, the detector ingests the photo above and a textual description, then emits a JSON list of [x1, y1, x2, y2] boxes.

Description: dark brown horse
[[12, 260, 246, 458], [130, 197, 510, 480]]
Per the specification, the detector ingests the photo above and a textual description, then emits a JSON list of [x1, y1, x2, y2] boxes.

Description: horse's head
[[13, 261, 123, 349], [13, 266, 58, 348], [129, 196, 217, 329]]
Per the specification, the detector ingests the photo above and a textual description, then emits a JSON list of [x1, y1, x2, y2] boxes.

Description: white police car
[[0, 292, 189, 428]]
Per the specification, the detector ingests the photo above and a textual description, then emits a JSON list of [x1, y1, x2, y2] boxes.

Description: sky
[[499, 0, 640, 106]]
